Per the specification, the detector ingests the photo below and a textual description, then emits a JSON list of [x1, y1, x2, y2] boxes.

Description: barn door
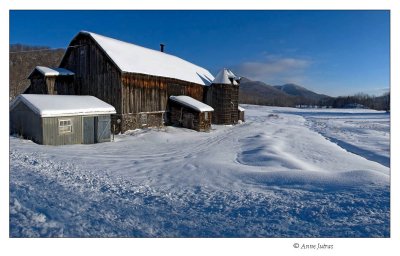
[[95, 116, 111, 143], [83, 116, 95, 144]]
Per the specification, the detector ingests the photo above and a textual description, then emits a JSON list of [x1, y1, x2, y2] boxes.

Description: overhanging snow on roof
[[77, 31, 215, 86], [169, 95, 214, 112], [10, 94, 116, 117], [29, 66, 75, 78], [212, 68, 238, 85]]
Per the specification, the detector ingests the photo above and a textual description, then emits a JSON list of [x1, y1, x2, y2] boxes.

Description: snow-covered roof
[[77, 31, 214, 86], [238, 106, 245, 111], [212, 69, 238, 85], [10, 94, 116, 117], [29, 66, 74, 77], [169, 95, 214, 112]]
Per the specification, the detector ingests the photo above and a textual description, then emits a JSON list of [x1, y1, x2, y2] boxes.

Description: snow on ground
[[9, 105, 390, 237]]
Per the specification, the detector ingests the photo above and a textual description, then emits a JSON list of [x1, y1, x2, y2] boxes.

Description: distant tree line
[[240, 84, 390, 111], [321, 92, 390, 111]]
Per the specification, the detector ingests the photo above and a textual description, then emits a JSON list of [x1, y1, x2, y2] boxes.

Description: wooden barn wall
[[121, 73, 205, 114], [42, 116, 83, 145], [27, 77, 47, 94], [206, 84, 239, 125], [27, 71, 75, 95], [60, 35, 122, 113], [54, 76, 75, 95], [10, 101, 43, 144]]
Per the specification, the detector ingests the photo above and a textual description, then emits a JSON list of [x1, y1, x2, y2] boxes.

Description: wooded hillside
[[9, 44, 65, 99]]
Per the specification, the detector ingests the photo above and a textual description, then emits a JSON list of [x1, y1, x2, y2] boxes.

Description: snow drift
[[9, 105, 390, 237]]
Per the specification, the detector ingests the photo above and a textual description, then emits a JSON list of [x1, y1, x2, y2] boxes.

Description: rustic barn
[[238, 106, 245, 122], [58, 31, 214, 133], [168, 95, 214, 132], [10, 94, 116, 145], [205, 68, 241, 125], [26, 66, 75, 95]]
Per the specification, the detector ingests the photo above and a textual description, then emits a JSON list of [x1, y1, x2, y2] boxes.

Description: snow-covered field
[[9, 105, 390, 237]]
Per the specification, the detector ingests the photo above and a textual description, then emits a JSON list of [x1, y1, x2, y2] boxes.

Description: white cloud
[[231, 55, 312, 85]]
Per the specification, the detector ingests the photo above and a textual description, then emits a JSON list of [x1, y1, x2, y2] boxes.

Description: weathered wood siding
[[10, 101, 43, 144], [27, 71, 75, 95], [121, 73, 205, 114], [118, 73, 205, 131], [60, 33, 208, 132], [206, 84, 239, 124], [168, 101, 212, 132], [60, 35, 122, 113], [42, 116, 83, 145]]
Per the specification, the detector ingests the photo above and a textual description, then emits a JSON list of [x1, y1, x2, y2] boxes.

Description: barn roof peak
[[73, 31, 214, 86]]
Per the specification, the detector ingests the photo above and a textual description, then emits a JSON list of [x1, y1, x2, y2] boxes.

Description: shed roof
[[76, 31, 214, 86], [212, 68, 238, 85], [169, 95, 214, 112], [29, 66, 74, 78], [10, 94, 116, 117]]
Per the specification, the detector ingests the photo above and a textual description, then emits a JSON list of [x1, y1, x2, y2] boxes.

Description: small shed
[[168, 95, 214, 132], [238, 106, 245, 122], [26, 66, 75, 95], [10, 94, 116, 145]]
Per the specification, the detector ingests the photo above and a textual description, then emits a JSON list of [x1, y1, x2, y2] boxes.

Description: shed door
[[95, 116, 111, 143], [182, 113, 194, 129], [83, 116, 95, 144]]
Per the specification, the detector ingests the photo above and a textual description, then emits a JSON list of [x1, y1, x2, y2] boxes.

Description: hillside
[[239, 77, 332, 107], [9, 44, 65, 99], [274, 83, 330, 101], [239, 77, 298, 107]]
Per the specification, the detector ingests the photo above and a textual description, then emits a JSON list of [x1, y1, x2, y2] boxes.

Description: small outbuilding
[[10, 94, 116, 145], [238, 106, 245, 122], [168, 95, 214, 132], [26, 66, 75, 95]]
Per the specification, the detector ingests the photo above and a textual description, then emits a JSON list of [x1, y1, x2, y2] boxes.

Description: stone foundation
[[111, 112, 164, 134]]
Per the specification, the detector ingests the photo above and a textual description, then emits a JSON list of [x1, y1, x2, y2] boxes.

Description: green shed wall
[[10, 101, 43, 144], [42, 116, 83, 145]]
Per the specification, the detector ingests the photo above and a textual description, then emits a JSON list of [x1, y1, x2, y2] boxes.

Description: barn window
[[204, 112, 208, 120], [59, 119, 72, 134]]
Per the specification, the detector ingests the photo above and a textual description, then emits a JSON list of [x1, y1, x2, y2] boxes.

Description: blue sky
[[10, 10, 389, 96]]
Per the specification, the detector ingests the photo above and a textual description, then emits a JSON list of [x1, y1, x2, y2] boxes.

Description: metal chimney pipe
[[160, 43, 165, 52]]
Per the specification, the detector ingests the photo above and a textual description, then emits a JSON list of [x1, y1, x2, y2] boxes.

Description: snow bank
[[11, 94, 116, 117], [169, 95, 214, 112], [79, 31, 214, 86], [9, 105, 390, 237]]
